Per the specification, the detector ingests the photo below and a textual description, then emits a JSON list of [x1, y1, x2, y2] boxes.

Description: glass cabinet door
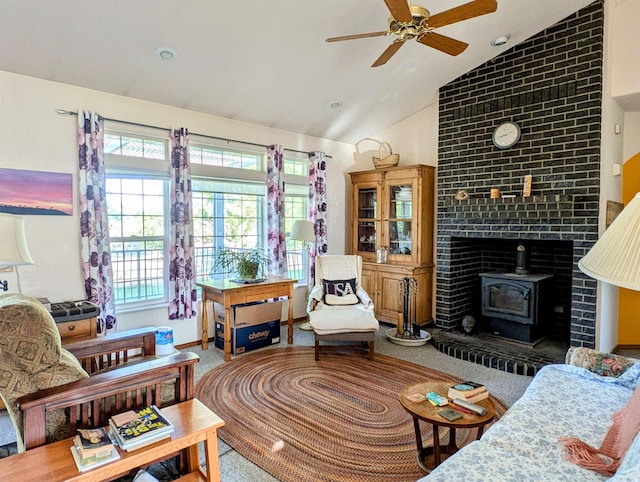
[[388, 183, 413, 257], [356, 186, 378, 253]]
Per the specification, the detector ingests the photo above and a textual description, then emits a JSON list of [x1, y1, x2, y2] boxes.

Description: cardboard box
[[214, 320, 281, 354], [213, 300, 283, 328]]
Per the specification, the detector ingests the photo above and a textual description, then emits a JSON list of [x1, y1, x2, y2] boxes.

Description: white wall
[[350, 103, 439, 173], [623, 112, 640, 161], [596, 0, 627, 352], [363, 103, 439, 170], [609, 0, 640, 101], [0, 70, 355, 345]]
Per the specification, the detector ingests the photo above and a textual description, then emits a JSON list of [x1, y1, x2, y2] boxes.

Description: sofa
[[420, 348, 640, 482]]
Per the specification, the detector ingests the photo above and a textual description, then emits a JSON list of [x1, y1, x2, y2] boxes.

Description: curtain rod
[[56, 109, 331, 158]]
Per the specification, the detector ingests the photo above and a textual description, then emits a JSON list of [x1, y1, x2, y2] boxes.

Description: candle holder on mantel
[[386, 277, 431, 346]]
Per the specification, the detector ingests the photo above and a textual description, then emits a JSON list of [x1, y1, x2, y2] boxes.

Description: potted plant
[[213, 247, 269, 280]]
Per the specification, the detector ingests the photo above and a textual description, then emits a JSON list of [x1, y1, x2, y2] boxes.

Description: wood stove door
[[482, 279, 533, 324]]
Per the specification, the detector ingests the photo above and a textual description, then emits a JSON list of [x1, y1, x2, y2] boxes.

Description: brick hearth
[[430, 328, 567, 377]]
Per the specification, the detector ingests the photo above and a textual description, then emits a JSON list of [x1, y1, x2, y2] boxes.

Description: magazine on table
[[109, 405, 174, 451]]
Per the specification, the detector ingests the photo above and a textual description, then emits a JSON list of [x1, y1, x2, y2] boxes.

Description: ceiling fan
[[326, 0, 498, 67]]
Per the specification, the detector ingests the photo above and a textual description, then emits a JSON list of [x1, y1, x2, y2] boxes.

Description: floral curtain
[[267, 144, 288, 276], [77, 110, 117, 334], [168, 128, 197, 320], [308, 151, 328, 280]]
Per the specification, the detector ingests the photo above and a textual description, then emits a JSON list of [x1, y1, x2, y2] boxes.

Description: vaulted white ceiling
[[0, 0, 594, 143]]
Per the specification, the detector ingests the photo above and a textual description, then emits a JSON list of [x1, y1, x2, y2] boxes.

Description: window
[[105, 133, 166, 160], [106, 176, 168, 305], [192, 179, 265, 283], [105, 131, 310, 306], [284, 183, 309, 282], [190, 144, 261, 170], [284, 157, 308, 177]]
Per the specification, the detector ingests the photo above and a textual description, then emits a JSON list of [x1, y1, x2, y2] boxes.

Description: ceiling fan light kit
[[326, 0, 498, 67]]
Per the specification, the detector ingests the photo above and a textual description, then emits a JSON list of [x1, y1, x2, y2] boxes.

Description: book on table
[[70, 445, 120, 472], [448, 381, 488, 401], [109, 405, 175, 452], [426, 391, 449, 406], [450, 389, 489, 404], [70, 427, 120, 472], [405, 391, 427, 403], [73, 427, 115, 460]]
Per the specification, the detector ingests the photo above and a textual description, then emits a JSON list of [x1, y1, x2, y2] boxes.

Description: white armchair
[[307, 255, 379, 360]]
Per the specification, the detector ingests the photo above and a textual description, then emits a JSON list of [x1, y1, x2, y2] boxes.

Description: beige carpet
[[195, 346, 507, 482]]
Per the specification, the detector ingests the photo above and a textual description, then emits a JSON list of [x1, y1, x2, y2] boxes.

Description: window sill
[[115, 300, 168, 315]]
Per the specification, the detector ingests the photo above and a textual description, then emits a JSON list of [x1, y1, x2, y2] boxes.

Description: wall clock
[[492, 121, 521, 149]]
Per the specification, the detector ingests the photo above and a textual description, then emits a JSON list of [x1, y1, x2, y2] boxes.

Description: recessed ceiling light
[[155, 47, 178, 61], [328, 101, 343, 109], [490, 35, 510, 47]]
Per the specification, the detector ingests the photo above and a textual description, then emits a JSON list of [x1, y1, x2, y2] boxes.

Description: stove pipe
[[515, 241, 530, 275]]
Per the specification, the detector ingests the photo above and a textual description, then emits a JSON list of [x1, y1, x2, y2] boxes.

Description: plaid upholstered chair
[[0, 293, 198, 452], [306, 255, 379, 360]]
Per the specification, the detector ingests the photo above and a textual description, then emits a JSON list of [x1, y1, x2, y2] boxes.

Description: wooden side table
[[50, 301, 100, 343], [198, 276, 295, 361], [0, 398, 225, 481], [56, 316, 97, 343], [399, 381, 495, 472]]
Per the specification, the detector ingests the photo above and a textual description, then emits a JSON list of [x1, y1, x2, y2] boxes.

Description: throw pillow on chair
[[323, 278, 359, 305]]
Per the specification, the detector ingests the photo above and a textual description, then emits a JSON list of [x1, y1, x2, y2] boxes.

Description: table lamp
[[290, 220, 315, 330], [578, 192, 640, 290], [0, 213, 34, 293]]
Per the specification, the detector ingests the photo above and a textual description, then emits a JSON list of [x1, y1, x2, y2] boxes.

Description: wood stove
[[480, 272, 553, 343]]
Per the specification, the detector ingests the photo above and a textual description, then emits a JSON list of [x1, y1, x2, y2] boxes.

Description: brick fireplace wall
[[436, 2, 603, 348]]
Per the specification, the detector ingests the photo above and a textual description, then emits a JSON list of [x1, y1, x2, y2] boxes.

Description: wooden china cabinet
[[349, 164, 435, 326]]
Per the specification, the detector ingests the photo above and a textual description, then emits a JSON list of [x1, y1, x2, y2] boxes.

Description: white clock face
[[493, 122, 520, 149]]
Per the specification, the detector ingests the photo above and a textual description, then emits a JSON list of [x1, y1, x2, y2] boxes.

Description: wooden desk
[[0, 398, 225, 481], [198, 276, 296, 361]]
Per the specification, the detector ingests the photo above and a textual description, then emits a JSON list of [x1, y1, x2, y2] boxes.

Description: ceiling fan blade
[[418, 32, 468, 56], [326, 31, 388, 42], [427, 0, 497, 29], [372, 40, 405, 67], [384, 0, 412, 23]]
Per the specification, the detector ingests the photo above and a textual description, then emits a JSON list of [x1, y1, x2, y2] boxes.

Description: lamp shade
[[290, 220, 315, 243], [578, 192, 640, 291], [0, 213, 34, 266]]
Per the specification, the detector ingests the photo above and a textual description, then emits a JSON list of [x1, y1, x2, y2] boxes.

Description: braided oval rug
[[195, 346, 507, 482]]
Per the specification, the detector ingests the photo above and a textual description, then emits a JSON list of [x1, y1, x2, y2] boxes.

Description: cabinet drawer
[[56, 318, 92, 342]]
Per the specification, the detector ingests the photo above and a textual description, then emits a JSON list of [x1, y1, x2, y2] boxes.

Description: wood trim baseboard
[[613, 344, 640, 353]]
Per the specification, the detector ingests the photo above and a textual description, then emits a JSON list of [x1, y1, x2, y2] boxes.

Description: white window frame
[[106, 173, 170, 310]]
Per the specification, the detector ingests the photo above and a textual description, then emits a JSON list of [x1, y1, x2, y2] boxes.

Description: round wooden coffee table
[[399, 381, 496, 471]]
